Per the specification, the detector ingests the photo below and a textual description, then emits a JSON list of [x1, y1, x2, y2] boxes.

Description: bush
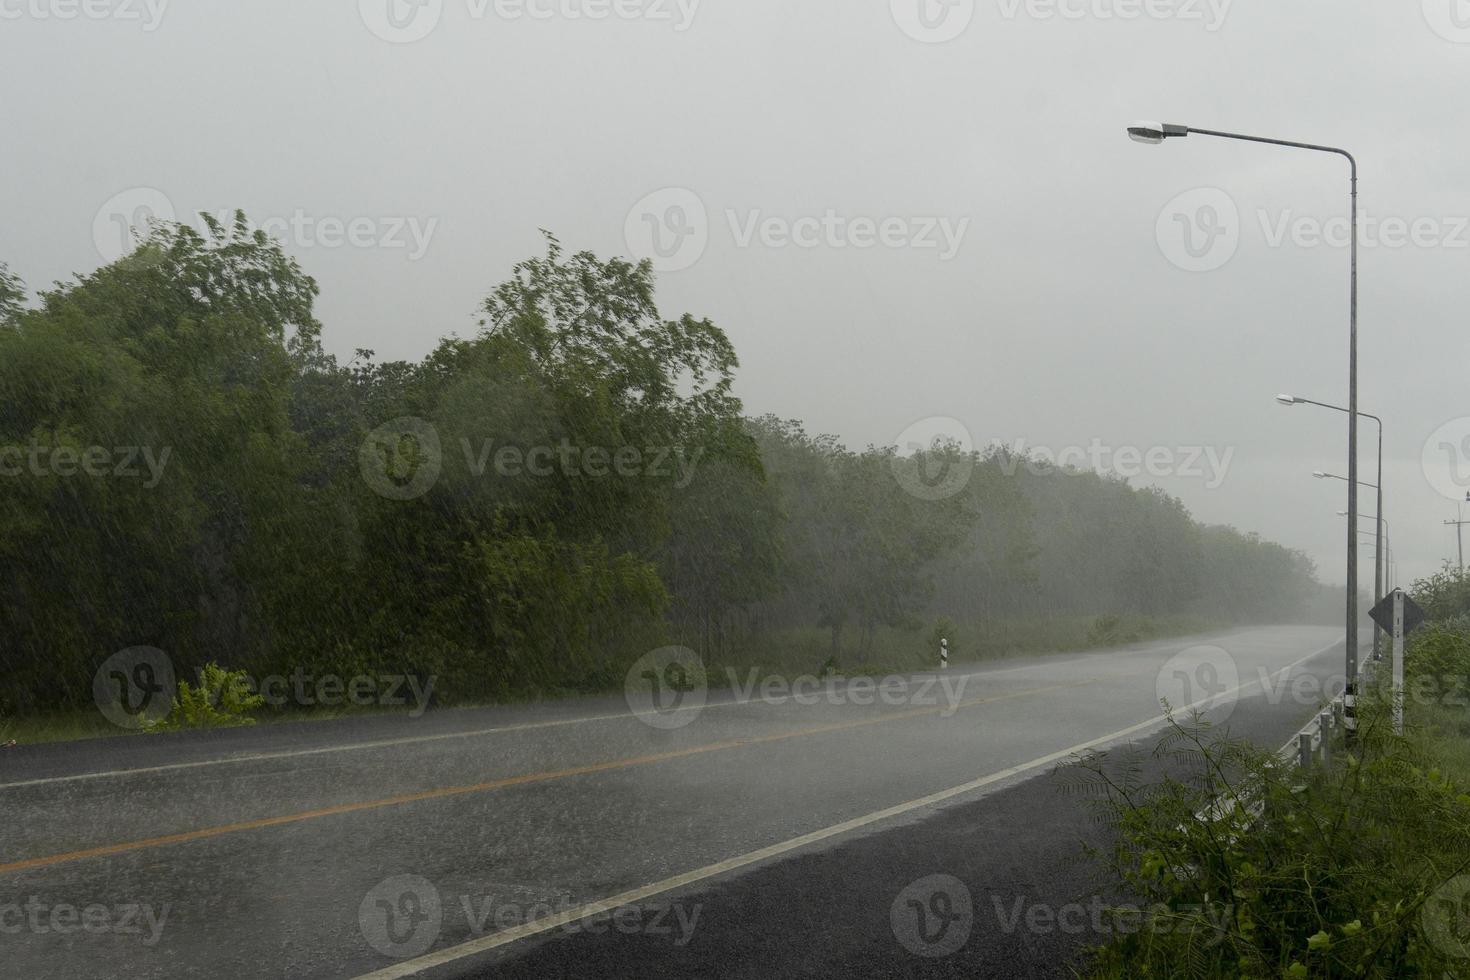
[[1409, 567, 1470, 622], [1073, 708, 1470, 978], [145, 663, 265, 732], [1405, 614, 1470, 706]]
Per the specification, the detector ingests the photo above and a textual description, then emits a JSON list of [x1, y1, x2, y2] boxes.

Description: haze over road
[[0, 625, 1345, 979]]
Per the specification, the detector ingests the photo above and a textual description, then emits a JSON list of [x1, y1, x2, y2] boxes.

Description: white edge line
[[0, 629, 1283, 791], [350, 639, 1339, 980]]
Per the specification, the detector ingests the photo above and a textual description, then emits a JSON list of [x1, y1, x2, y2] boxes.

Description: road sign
[[1370, 591, 1425, 635]]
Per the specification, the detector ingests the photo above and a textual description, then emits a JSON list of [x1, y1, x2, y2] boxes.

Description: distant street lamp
[[1314, 470, 1376, 488], [1283, 394, 1384, 659], [1131, 120, 1362, 692]]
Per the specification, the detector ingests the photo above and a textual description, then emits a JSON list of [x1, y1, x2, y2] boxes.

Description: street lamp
[[1315, 470, 1376, 488], [1279, 394, 1384, 657], [1340, 512, 1389, 609], [1132, 121, 1362, 694]]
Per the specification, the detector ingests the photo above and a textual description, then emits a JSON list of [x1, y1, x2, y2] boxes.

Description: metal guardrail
[[1276, 651, 1378, 773], [1194, 646, 1377, 829]]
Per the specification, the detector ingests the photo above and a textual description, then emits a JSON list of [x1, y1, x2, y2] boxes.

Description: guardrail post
[[1298, 731, 1313, 771], [1319, 711, 1332, 765]]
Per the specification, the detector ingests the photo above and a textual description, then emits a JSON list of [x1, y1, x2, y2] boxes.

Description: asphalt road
[[0, 624, 1350, 979]]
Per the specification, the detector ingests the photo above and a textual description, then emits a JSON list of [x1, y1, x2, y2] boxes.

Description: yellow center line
[[0, 676, 1110, 877]]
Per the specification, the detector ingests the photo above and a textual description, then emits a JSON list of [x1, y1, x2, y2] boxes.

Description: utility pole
[[1444, 503, 1468, 573]]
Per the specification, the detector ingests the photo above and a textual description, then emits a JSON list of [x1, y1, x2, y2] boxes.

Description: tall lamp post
[[1340, 511, 1390, 659], [1280, 394, 1383, 658], [1317, 470, 1376, 662], [1130, 121, 1362, 693]]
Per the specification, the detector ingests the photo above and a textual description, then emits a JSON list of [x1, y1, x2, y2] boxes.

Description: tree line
[[0, 215, 1320, 716]]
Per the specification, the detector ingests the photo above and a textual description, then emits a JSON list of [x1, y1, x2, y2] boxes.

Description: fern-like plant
[[145, 663, 265, 732]]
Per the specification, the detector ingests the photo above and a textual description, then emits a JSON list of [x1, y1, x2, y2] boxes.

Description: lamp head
[[1126, 121, 1189, 144]]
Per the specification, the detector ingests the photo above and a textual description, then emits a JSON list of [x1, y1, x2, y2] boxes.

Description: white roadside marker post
[[939, 637, 948, 671], [1392, 589, 1405, 736]]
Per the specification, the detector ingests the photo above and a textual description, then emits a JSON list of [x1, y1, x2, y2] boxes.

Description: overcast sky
[[4, 0, 1469, 588]]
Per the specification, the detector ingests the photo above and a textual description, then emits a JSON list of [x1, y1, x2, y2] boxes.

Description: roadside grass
[[1076, 702, 1470, 979], [0, 696, 456, 748], [0, 710, 127, 747], [1077, 617, 1470, 979], [1, 613, 1225, 747], [1415, 701, 1470, 789]]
